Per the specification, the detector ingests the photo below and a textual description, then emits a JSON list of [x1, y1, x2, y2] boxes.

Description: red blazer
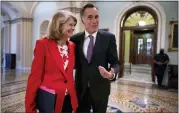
[[25, 38, 78, 113]]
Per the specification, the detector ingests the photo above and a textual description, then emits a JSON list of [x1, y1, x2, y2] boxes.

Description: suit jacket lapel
[[80, 31, 102, 63], [91, 31, 101, 60], [79, 32, 88, 63], [47, 39, 66, 77]]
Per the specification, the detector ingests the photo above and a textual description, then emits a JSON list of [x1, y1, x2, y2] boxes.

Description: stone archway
[[121, 7, 157, 65], [39, 20, 49, 38], [114, 2, 166, 53], [115, 2, 166, 82]]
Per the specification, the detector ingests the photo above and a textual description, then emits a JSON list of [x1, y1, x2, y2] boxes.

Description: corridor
[[1, 69, 178, 112], [1, 1, 178, 113]]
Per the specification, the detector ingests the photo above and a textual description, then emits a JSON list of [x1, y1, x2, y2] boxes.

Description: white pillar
[[18, 18, 33, 70], [2, 21, 11, 68], [4, 21, 11, 53]]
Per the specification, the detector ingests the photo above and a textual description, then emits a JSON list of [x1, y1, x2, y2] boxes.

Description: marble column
[[2, 21, 11, 68], [3, 18, 33, 70], [19, 18, 33, 70], [3, 20, 11, 54]]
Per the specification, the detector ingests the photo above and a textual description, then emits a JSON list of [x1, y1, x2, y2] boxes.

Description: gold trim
[[168, 21, 178, 51]]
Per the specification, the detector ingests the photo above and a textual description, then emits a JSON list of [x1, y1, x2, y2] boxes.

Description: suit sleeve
[[166, 54, 169, 61], [25, 40, 45, 113], [73, 43, 76, 69], [108, 34, 119, 81], [70, 36, 75, 43], [70, 36, 77, 69]]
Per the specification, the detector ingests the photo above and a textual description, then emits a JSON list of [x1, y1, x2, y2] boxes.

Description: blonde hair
[[46, 10, 77, 40]]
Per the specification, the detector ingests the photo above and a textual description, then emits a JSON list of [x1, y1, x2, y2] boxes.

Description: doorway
[[119, 7, 158, 83], [131, 30, 154, 65]]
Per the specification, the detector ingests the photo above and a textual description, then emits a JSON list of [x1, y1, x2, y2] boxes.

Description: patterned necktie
[[87, 35, 94, 63]]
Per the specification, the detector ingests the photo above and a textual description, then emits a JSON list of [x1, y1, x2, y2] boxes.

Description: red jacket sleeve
[[25, 40, 45, 113]]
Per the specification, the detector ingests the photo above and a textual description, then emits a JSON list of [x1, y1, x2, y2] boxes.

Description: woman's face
[[61, 17, 76, 39]]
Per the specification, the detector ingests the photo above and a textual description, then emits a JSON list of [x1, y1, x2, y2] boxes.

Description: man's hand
[[157, 62, 163, 65], [98, 66, 114, 79]]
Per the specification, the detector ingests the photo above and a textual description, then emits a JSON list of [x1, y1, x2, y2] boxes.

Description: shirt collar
[[85, 30, 98, 39]]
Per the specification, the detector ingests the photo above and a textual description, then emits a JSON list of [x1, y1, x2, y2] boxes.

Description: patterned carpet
[[1, 90, 123, 113], [106, 106, 122, 113], [2, 85, 177, 113], [1, 70, 178, 113], [109, 92, 172, 112]]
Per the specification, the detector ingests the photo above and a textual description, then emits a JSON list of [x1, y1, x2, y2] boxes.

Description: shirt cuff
[[108, 73, 115, 80]]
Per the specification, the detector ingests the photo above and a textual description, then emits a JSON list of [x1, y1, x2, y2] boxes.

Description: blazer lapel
[[47, 40, 66, 77], [91, 31, 101, 59], [79, 32, 88, 63], [66, 41, 73, 74]]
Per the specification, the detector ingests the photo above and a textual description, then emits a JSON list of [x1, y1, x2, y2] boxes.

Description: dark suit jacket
[[70, 30, 119, 102]]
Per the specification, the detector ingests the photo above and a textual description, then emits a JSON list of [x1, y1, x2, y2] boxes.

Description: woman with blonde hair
[[25, 10, 78, 113]]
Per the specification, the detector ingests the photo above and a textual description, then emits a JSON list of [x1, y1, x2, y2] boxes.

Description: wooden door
[[131, 30, 154, 65]]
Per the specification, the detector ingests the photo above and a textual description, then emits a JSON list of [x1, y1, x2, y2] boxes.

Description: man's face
[[82, 7, 99, 34], [160, 49, 164, 54]]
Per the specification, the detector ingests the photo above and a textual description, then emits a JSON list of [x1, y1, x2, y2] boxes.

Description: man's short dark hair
[[80, 3, 98, 17]]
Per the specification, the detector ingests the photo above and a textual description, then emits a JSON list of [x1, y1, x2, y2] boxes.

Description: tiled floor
[[122, 72, 153, 84], [1, 69, 178, 113]]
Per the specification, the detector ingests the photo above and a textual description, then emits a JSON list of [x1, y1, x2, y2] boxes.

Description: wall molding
[[16, 66, 31, 71], [3, 18, 33, 24], [59, 7, 81, 13]]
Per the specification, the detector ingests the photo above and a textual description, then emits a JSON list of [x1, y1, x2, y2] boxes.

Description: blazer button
[[64, 80, 67, 83]]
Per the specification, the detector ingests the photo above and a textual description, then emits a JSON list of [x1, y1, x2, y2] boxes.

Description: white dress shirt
[[83, 30, 98, 58]]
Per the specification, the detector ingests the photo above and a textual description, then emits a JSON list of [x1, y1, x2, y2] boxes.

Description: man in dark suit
[[153, 48, 169, 88], [70, 3, 119, 113]]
